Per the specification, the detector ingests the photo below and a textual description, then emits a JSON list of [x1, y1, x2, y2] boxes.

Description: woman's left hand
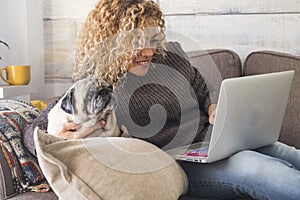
[[208, 104, 217, 125]]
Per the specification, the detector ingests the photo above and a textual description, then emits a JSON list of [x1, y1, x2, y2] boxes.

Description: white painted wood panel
[[165, 14, 300, 60], [44, 20, 77, 78], [160, 0, 300, 15], [43, 0, 98, 19]]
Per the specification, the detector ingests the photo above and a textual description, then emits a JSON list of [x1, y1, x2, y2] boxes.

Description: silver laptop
[[170, 70, 294, 163]]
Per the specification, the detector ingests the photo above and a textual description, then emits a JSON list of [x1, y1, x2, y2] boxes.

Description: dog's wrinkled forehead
[[60, 77, 113, 115]]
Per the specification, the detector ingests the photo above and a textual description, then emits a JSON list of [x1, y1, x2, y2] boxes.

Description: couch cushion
[[34, 127, 188, 200], [244, 51, 300, 149], [7, 191, 58, 200], [0, 146, 15, 199]]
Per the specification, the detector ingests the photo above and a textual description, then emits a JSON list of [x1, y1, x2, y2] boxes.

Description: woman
[[25, 0, 300, 199]]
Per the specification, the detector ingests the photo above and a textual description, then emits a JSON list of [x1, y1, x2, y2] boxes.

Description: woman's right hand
[[208, 103, 217, 125]]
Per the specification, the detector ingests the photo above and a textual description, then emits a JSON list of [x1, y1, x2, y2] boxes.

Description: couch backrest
[[244, 51, 300, 149], [186, 49, 242, 95]]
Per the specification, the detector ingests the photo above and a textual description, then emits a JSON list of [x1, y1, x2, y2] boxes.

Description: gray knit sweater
[[23, 42, 216, 155], [114, 42, 216, 150]]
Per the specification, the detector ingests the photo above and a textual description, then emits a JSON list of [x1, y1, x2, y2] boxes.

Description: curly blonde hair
[[72, 0, 166, 86]]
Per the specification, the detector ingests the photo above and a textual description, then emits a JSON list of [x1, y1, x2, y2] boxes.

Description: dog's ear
[[92, 93, 103, 115], [92, 87, 112, 115], [61, 88, 74, 114]]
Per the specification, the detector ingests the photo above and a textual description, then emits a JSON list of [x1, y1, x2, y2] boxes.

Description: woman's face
[[127, 29, 159, 76]]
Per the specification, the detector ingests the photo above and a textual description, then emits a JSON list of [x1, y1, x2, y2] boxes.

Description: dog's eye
[[87, 87, 96, 99], [99, 89, 108, 96]]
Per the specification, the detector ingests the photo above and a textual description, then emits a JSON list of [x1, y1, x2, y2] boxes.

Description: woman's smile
[[128, 48, 156, 76], [136, 60, 151, 66]]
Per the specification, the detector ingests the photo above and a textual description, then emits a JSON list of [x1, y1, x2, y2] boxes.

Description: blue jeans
[[178, 142, 300, 200]]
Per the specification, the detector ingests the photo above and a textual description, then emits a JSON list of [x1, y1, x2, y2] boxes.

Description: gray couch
[[1, 49, 299, 200]]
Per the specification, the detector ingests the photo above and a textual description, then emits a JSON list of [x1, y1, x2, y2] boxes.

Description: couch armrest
[[0, 147, 15, 199]]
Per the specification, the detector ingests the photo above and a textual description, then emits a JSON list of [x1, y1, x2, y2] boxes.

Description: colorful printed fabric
[[0, 100, 50, 193]]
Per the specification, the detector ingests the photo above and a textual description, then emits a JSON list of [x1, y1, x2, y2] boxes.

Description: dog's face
[[60, 77, 114, 127]]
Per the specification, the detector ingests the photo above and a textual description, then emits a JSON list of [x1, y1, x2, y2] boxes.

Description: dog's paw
[[120, 125, 131, 138]]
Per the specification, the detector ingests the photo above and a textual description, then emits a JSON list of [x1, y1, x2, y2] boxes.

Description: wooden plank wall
[[43, 0, 97, 80], [43, 0, 300, 96], [160, 0, 300, 59]]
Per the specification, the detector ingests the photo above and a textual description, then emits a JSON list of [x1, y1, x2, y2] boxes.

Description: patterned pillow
[[0, 100, 50, 194]]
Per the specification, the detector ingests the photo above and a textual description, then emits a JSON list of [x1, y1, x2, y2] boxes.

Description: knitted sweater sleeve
[[189, 66, 215, 114], [166, 42, 216, 114], [23, 97, 60, 156]]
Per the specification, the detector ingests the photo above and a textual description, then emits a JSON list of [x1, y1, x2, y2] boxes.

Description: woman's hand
[[55, 119, 106, 140], [208, 104, 217, 125]]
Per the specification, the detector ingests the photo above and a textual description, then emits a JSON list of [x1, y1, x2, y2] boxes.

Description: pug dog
[[47, 77, 122, 138]]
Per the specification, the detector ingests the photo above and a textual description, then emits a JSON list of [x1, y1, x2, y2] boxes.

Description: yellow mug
[[0, 65, 31, 85]]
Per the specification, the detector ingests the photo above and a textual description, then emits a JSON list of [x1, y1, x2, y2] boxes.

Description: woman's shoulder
[[166, 41, 190, 61], [153, 41, 194, 78]]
